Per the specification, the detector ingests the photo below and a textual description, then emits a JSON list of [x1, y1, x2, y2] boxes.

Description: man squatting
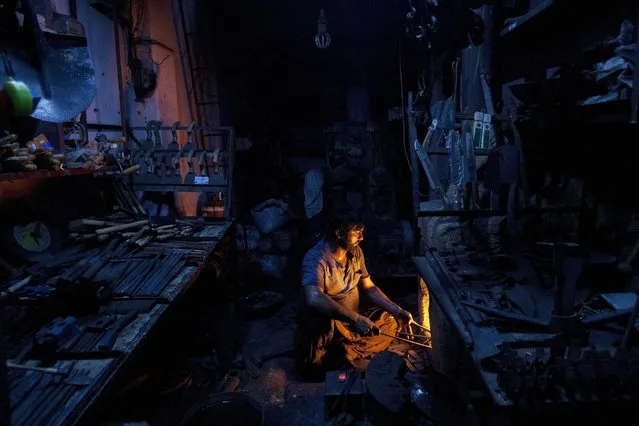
[[295, 212, 413, 376]]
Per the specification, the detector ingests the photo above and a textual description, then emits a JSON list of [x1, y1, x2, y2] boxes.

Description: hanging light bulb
[[315, 8, 331, 49]]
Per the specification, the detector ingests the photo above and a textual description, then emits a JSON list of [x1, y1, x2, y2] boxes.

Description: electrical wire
[[136, 43, 171, 67], [398, 39, 411, 174]]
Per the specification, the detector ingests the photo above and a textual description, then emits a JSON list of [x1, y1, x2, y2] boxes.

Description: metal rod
[[113, 5, 129, 145], [408, 319, 431, 333], [379, 332, 431, 348]]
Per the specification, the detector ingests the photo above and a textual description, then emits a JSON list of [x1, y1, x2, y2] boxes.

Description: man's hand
[[393, 309, 414, 327], [354, 315, 380, 336]]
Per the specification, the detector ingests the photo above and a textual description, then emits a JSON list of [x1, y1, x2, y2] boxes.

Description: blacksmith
[[295, 212, 413, 376]]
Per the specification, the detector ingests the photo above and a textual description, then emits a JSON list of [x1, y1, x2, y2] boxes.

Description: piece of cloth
[[301, 240, 369, 312], [295, 306, 398, 373]]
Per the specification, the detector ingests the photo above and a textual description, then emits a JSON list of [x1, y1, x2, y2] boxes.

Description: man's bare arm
[[304, 286, 360, 324], [359, 276, 402, 316]]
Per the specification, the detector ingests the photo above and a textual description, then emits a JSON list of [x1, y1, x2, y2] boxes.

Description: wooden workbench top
[[6, 220, 234, 425], [9, 358, 118, 426]]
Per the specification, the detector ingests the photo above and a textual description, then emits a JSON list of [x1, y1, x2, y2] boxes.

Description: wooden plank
[[114, 304, 168, 353], [161, 266, 198, 301]]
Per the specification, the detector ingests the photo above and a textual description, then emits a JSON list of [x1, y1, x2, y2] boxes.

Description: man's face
[[339, 226, 364, 251]]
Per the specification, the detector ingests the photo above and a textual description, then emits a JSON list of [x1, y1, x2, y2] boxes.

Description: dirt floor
[[95, 280, 421, 426]]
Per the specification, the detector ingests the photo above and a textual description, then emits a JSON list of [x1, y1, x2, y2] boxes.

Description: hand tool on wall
[[172, 150, 182, 180], [131, 150, 143, 175], [151, 120, 163, 147], [197, 151, 207, 179], [184, 122, 197, 150], [97, 311, 137, 351], [379, 332, 431, 348], [168, 121, 180, 150], [142, 150, 153, 175], [141, 121, 156, 150], [154, 152, 166, 178], [211, 148, 220, 175], [185, 150, 195, 184]]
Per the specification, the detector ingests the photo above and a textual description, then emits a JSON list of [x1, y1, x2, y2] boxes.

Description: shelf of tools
[[126, 121, 236, 219], [0, 122, 236, 424]]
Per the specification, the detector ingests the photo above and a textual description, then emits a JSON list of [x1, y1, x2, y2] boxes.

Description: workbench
[[5, 221, 233, 426]]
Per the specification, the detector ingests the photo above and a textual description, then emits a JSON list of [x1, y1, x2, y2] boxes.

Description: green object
[[3, 77, 34, 117]]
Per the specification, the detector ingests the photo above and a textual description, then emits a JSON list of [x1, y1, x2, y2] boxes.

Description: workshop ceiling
[[247, 0, 406, 42], [206, 0, 408, 127]]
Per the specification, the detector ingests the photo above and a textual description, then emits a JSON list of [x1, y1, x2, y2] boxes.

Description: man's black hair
[[326, 211, 365, 241]]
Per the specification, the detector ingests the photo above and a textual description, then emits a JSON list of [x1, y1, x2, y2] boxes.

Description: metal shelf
[[0, 167, 118, 183]]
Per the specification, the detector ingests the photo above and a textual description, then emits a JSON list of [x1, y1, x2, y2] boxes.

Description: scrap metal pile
[[421, 241, 639, 407], [486, 347, 639, 405]]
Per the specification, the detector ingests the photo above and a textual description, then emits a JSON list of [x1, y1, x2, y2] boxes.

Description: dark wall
[[203, 0, 407, 136]]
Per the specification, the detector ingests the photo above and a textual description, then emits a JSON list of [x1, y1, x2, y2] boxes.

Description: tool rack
[[2, 221, 233, 425], [126, 121, 235, 219]]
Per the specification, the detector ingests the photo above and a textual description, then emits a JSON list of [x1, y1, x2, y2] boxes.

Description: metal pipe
[[177, 0, 200, 124], [113, 9, 130, 147], [171, 0, 196, 122], [379, 332, 431, 348]]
